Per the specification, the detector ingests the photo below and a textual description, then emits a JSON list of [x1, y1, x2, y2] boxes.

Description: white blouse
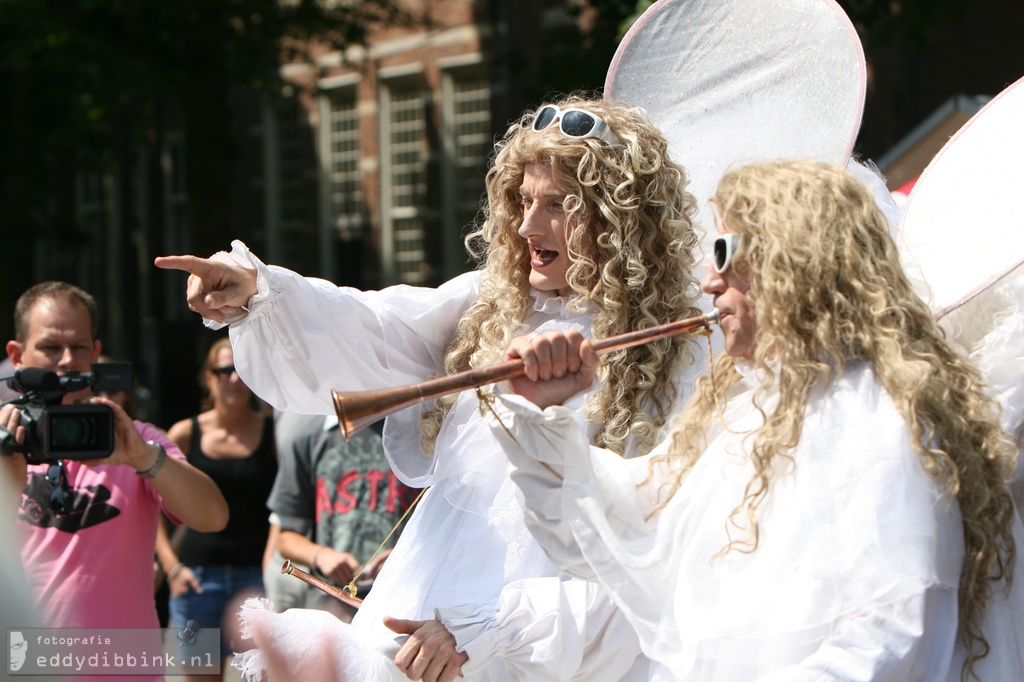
[[490, 360, 1024, 681]]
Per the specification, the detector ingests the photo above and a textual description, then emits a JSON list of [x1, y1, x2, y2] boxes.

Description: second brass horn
[[332, 309, 720, 439]]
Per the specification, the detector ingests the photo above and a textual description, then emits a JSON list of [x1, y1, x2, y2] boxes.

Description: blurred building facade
[[45, 0, 589, 425], [10, 0, 1023, 427]]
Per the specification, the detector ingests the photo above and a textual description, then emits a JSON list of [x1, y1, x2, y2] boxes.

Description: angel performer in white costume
[[489, 159, 1024, 681], [155, 94, 706, 681]]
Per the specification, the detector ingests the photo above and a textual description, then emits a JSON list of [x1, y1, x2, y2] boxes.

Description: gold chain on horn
[[342, 485, 427, 600]]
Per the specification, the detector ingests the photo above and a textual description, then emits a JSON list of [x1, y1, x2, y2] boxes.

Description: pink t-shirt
[[17, 421, 185, 629]]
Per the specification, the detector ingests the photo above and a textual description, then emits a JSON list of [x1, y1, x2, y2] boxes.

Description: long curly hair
[[420, 93, 703, 457], [658, 159, 1016, 680]]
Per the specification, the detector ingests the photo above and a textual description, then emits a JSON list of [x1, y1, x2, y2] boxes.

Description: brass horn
[[281, 560, 363, 609], [332, 309, 720, 439]]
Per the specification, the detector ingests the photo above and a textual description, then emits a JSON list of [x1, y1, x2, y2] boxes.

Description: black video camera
[[1, 363, 133, 464]]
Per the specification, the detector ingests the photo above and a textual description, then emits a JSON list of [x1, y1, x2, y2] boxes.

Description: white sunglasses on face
[[713, 234, 741, 273]]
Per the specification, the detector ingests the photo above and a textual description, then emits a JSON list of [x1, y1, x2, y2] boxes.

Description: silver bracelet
[[136, 441, 168, 479]]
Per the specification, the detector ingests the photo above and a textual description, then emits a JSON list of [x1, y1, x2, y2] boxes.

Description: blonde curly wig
[[420, 93, 703, 457], [659, 159, 1016, 680]]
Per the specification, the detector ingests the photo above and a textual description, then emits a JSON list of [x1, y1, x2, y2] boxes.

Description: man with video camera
[[0, 281, 228, 633]]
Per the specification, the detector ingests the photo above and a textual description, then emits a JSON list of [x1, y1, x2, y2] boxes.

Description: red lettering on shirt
[[315, 471, 414, 517], [315, 478, 333, 523], [385, 472, 405, 513], [334, 471, 359, 514], [364, 469, 386, 511]]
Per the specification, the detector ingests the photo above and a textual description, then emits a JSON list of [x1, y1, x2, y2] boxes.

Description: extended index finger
[[153, 254, 214, 276]]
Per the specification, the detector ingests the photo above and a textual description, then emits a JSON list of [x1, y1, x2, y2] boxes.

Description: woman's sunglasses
[[211, 365, 237, 378], [531, 105, 622, 147], [714, 234, 741, 274]]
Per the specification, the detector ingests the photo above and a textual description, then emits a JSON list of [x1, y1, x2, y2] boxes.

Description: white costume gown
[[211, 242, 671, 681], [492, 360, 1024, 681]]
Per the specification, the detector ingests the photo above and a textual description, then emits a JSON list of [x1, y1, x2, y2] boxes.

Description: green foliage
[[0, 0, 411, 170], [618, 0, 653, 40], [837, 0, 972, 52], [529, 0, 640, 100], [0, 0, 416, 343]]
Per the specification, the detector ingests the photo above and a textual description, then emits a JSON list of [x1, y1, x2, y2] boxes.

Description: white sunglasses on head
[[531, 104, 623, 147], [713, 234, 741, 273]]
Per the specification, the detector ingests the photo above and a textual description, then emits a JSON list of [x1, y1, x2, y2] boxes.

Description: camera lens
[[39, 404, 115, 459], [51, 415, 98, 447]]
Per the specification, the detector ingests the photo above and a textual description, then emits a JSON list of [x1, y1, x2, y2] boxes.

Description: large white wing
[[606, 0, 866, 269], [895, 76, 1024, 455], [896, 76, 1024, 319]]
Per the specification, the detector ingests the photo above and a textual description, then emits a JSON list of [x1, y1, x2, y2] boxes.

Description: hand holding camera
[[0, 405, 28, 513], [0, 362, 132, 465]]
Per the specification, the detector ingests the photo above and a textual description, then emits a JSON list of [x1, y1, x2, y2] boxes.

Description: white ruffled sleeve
[[752, 588, 959, 681], [436, 577, 645, 681], [488, 393, 666, 585], [939, 269, 1024, 481], [205, 240, 480, 416]]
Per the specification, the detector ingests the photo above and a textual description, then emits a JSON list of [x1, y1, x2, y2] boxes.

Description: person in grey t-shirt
[[267, 412, 417, 621]]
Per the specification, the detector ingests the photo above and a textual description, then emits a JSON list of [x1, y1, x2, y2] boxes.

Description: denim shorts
[[168, 564, 264, 656]]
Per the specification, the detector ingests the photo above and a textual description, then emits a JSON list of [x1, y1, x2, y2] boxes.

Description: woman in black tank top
[[161, 337, 277, 676]]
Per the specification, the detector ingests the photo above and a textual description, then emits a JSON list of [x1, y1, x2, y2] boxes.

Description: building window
[[380, 74, 434, 285], [75, 172, 105, 242], [267, 96, 317, 273], [162, 133, 189, 255], [441, 64, 492, 278], [65, 171, 108, 288], [324, 86, 365, 243], [160, 133, 190, 319]]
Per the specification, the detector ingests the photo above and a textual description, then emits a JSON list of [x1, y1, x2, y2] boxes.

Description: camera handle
[[0, 421, 21, 456]]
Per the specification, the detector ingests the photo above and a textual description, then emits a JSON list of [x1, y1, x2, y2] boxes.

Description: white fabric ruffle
[[940, 267, 1024, 454], [232, 597, 405, 681], [436, 578, 645, 681]]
